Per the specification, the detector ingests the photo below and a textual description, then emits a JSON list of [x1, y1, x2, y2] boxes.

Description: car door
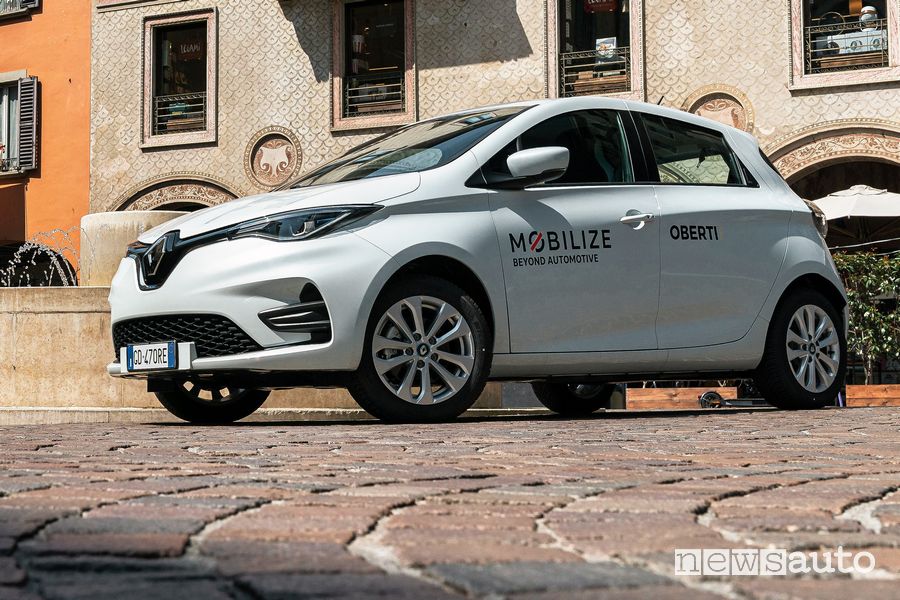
[[486, 109, 661, 353], [636, 112, 789, 349]]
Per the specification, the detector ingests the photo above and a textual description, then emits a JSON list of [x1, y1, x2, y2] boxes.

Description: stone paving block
[[426, 561, 671, 595], [734, 578, 900, 599], [0, 587, 41, 600], [38, 578, 234, 600], [43, 517, 205, 536], [200, 540, 379, 575], [24, 533, 191, 557], [511, 584, 723, 600], [237, 572, 459, 599], [0, 557, 24, 585]]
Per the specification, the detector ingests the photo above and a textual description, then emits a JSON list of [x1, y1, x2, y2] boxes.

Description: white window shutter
[[17, 76, 37, 172]]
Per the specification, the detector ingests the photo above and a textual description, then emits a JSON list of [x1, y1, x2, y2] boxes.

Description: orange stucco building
[[0, 1, 90, 259]]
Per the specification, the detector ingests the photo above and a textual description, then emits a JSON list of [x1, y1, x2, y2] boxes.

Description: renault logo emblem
[[142, 232, 176, 279]]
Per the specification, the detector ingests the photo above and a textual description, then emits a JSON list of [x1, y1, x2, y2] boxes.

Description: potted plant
[[832, 252, 900, 406]]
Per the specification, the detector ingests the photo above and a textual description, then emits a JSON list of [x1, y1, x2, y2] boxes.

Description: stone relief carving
[[683, 85, 755, 133], [123, 181, 236, 211], [244, 127, 303, 189], [773, 131, 900, 180]]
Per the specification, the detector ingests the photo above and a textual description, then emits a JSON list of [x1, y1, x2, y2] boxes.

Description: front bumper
[[107, 231, 395, 377]]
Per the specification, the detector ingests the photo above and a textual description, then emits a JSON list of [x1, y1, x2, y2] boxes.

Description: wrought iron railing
[[0, 0, 25, 17], [560, 47, 631, 97], [153, 92, 207, 135], [343, 72, 404, 118], [805, 18, 888, 74], [0, 157, 19, 172]]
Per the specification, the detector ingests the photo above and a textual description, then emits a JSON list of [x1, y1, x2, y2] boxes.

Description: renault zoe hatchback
[[108, 97, 847, 423]]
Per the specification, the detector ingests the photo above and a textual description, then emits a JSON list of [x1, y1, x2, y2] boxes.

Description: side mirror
[[477, 146, 569, 190], [504, 146, 569, 189]]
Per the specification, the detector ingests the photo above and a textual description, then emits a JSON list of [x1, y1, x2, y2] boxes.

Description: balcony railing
[[805, 18, 888, 74], [153, 92, 207, 136], [343, 72, 404, 118], [560, 47, 631, 97], [0, 0, 23, 17], [0, 156, 19, 173]]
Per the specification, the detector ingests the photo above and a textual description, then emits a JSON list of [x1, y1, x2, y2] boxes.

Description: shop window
[[558, 0, 632, 97], [640, 114, 746, 187], [332, 0, 416, 131], [0, 76, 37, 174], [142, 11, 217, 148], [804, 1, 889, 73]]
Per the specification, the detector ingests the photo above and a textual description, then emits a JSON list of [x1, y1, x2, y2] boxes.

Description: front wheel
[[754, 289, 846, 409], [531, 382, 617, 416], [348, 276, 492, 422], [155, 382, 270, 424]]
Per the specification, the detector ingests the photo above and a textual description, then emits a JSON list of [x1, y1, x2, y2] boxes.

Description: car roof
[[437, 97, 755, 144]]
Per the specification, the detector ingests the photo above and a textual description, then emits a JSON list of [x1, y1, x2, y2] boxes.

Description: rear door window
[[640, 113, 747, 186]]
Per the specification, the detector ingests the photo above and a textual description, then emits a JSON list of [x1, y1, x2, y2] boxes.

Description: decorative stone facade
[[91, 0, 900, 213], [91, 0, 547, 212]]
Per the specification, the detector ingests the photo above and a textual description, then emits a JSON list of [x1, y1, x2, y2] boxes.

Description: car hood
[[137, 173, 421, 243]]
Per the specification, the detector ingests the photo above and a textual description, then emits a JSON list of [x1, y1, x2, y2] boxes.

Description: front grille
[[112, 314, 263, 359]]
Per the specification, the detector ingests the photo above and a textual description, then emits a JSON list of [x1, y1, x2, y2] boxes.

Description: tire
[[155, 382, 270, 424], [754, 289, 846, 410], [531, 382, 617, 416], [348, 275, 492, 423]]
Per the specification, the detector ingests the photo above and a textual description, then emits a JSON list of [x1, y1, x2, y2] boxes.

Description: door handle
[[619, 211, 655, 230]]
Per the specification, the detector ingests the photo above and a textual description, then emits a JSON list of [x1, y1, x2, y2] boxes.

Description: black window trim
[[633, 111, 759, 189]]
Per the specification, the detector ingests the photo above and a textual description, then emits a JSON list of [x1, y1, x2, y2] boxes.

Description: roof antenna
[[656, 95, 665, 105]]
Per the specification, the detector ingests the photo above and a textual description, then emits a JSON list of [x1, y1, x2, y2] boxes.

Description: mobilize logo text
[[674, 547, 877, 576], [508, 229, 611, 268]]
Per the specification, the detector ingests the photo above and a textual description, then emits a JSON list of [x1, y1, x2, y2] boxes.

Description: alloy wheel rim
[[182, 381, 244, 404], [786, 304, 840, 394], [372, 295, 475, 405]]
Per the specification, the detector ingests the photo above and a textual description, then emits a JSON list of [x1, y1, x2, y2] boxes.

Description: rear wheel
[[755, 289, 845, 409], [348, 276, 491, 423], [155, 382, 270, 424], [531, 382, 617, 416]]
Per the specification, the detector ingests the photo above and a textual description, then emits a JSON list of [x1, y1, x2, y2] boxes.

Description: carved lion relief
[[245, 127, 303, 189], [683, 85, 755, 133]]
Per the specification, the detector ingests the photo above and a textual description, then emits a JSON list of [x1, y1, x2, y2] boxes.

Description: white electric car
[[108, 97, 847, 423]]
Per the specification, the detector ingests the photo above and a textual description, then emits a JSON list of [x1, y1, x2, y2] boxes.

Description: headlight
[[229, 205, 381, 242], [802, 199, 828, 239]]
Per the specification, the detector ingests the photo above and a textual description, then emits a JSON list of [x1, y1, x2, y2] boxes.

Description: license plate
[[126, 342, 177, 372]]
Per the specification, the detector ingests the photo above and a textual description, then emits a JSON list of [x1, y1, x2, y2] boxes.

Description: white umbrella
[[812, 185, 900, 221]]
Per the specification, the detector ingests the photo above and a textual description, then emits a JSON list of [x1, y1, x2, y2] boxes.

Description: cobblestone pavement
[[1, 408, 899, 599]]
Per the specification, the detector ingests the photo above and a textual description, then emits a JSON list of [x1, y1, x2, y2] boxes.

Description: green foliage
[[832, 252, 900, 383]]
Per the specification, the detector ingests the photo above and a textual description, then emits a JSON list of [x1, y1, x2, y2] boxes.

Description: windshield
[[290, 106, 530, 188]]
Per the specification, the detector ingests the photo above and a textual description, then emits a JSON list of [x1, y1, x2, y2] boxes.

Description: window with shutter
[[0, 0, 39, 20], [17, 76, 37, 171]]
